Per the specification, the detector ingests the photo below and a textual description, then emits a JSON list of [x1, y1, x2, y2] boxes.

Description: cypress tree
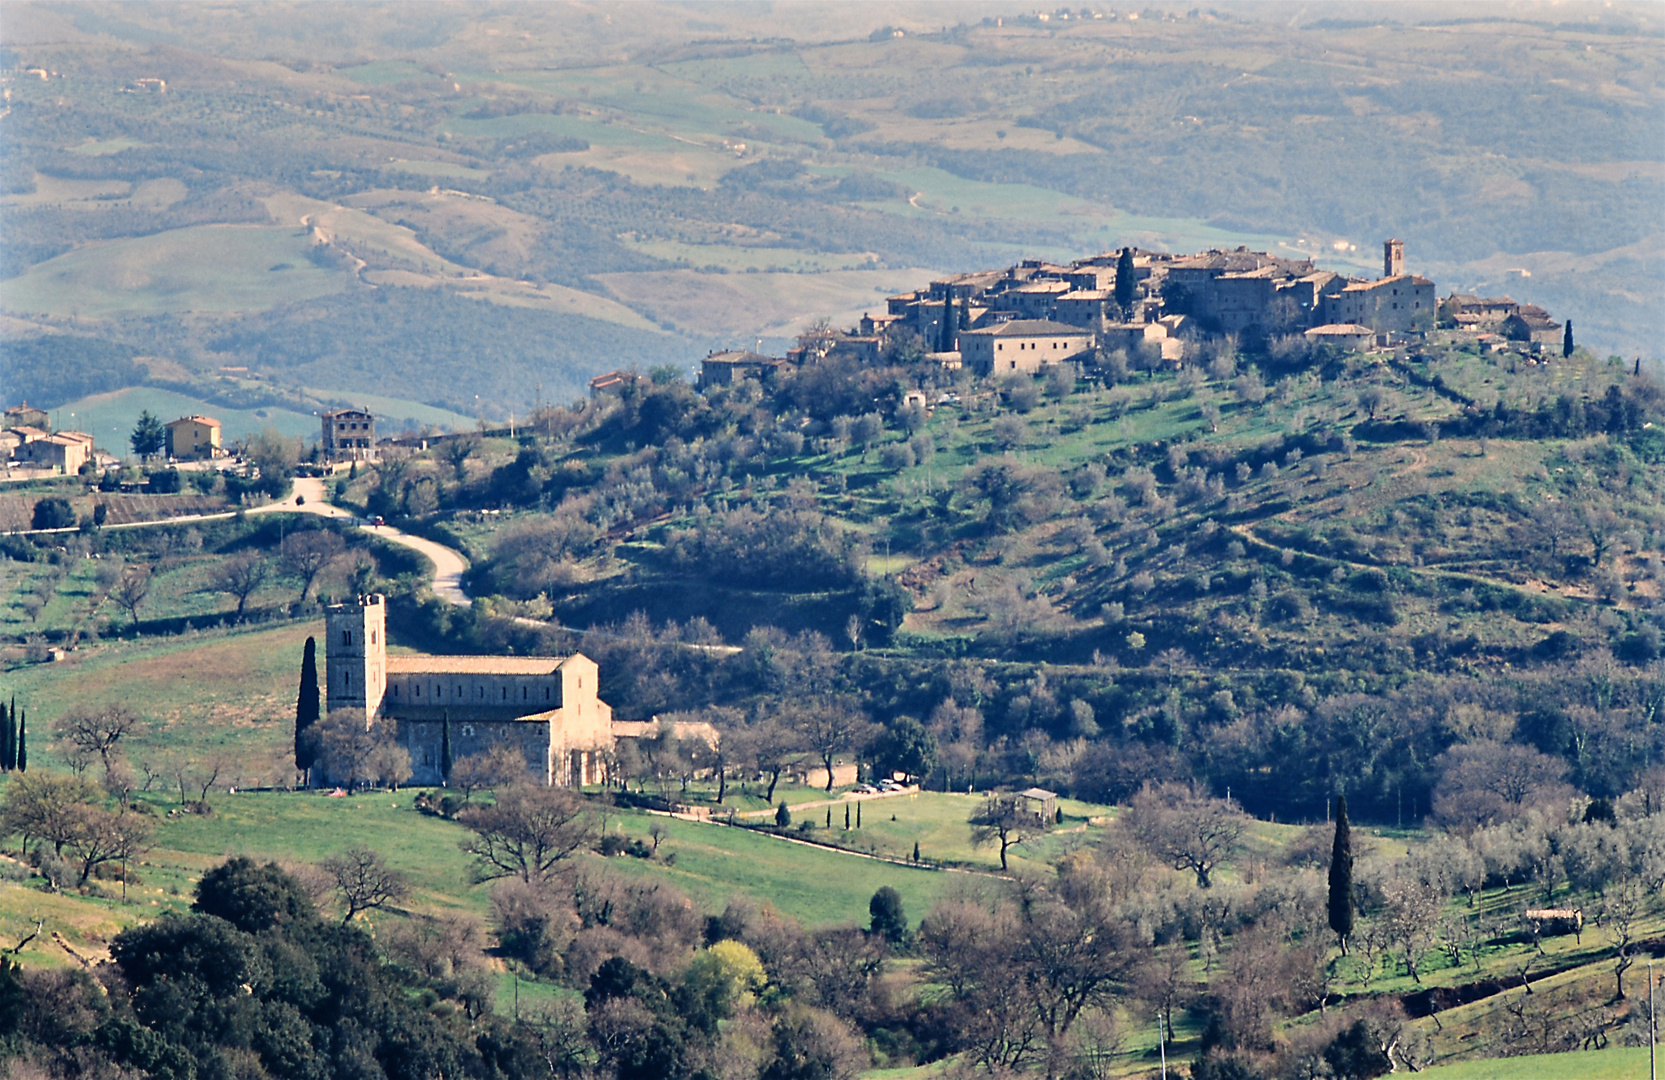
[[845, 804, 851, 829], [440, 717, 454, 784], [1563, 320, 1574, 359], [856, 802, 862, 828], [826, 807, 832, 829], [1328, 795, 1355, 955], [295, 637, 320, 774], [1115, 246, 1137, 313], [16, 711, 26, 773], [2, 700, 13, 771]]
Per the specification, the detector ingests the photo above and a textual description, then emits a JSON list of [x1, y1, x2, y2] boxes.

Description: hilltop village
[[6, 240, 1570, 481], [697, 239, 1567, 391]]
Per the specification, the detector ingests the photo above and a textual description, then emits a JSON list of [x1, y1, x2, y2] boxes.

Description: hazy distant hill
[[1, 1, 1659, 422]]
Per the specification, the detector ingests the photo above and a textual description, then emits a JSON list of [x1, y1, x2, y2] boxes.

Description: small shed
[[1016, 787, 1058, 823], [1524, 908, 1583, 940], [1304, 323, 1375, 352]]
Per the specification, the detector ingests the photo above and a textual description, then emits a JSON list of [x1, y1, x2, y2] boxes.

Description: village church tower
[[325, 593, 386, 724]]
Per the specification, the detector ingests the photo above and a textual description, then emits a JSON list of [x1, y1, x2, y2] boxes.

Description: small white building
[[1304, 323, 1377, 352]]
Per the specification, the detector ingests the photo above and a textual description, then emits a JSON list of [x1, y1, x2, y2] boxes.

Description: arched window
[[342, 630, 352, 645]]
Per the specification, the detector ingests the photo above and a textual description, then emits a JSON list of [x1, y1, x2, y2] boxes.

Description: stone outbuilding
[[1304, 324, 1377, 352]]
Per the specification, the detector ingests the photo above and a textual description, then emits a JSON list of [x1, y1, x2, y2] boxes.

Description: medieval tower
[[1383, 238, 1405, 279], [324, 593, 386, 724]]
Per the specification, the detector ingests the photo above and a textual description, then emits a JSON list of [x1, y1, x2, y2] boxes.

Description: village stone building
[[321, 409, 377, 464], [325, 594, 615, 787], [960, 319, 1095, 375]]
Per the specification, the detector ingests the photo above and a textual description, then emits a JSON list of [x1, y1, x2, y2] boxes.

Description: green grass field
[[620, 237, 881, 274], [1418, 1047, 1654, 1079], [0, 225, 347, 318], [53, 386, 320, 446], [47, 384, 478, 451]]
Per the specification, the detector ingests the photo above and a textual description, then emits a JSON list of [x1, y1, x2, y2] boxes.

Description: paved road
[[265, 478, 473, 607], [8, 477, 472, 608]]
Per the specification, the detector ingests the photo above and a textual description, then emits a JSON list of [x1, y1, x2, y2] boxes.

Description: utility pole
[[1158, 1009, 1167, 1080], [1650, 958, 1656, 1080]]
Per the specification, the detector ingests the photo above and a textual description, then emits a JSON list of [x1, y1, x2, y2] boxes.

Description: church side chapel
[[325, 594, 614, 786]]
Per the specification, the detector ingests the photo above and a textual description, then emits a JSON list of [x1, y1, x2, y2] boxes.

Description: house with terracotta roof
[[1321, 276, 1436, 333], [165, 415, 222, 461], [1304, 324, 1377, 351], [16, 433, 90, 474], [960, 319, 1095, 375], [3, 404, 48, 430], [1502, 305, 1562, 347], [589, 370, 642, 397], [698, 350, 786, 388]]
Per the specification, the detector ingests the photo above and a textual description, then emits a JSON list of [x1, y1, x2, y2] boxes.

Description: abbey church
[[325, 594, 616, 787]]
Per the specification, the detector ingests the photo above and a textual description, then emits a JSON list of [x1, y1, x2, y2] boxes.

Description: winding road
[[278, 478, 471, 606], [8, 477, 473, 607]]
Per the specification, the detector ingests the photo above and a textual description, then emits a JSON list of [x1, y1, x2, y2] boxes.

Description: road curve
[[282, 478, 471, 607]]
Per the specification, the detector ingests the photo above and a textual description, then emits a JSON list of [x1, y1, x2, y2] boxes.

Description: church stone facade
[[324, 594, 614, 787]]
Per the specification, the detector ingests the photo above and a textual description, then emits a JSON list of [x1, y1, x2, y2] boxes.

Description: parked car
[[853, 783, 879, 794]]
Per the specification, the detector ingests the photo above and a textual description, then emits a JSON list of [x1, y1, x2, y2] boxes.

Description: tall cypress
[[16, 710, 26, 773], [1114, 246, 1137, 313], [1563, 320, 1574, 359], [440, 716, 453, 785], [1, 699, 13, 771], [295, 637, 320, 775], [1328, 794, 1354, 955]]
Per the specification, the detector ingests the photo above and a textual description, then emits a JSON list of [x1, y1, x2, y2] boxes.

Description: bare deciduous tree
[[215, 551, 271, 621], [63, 805, 153, 889], [323, 845, 411, 924], [969, 793, 1041, 872], [0, 773, 101, 857], [458, 785, 595, 883], [1125, 782, 1247, 889], [450, 745, 530, 802], [306, 711, 409, 791], [786, 698, 873, 792], [52, 704, 142, 778], [110, 563, 152, 628], [281, 530, 346, 602]]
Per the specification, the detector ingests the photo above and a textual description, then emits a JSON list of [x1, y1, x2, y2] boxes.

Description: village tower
[[1384, 238, 1405, 279]]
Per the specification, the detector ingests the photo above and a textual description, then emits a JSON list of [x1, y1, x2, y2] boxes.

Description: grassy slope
[[0, 226, 348, 318], [2, 615, 1660, 1072], [1418, 1048, 1653, 1080]]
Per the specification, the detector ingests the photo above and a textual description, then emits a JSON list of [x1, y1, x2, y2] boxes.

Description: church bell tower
[[324, 593, 387, 726], [1383, 238, 1405, 279]]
